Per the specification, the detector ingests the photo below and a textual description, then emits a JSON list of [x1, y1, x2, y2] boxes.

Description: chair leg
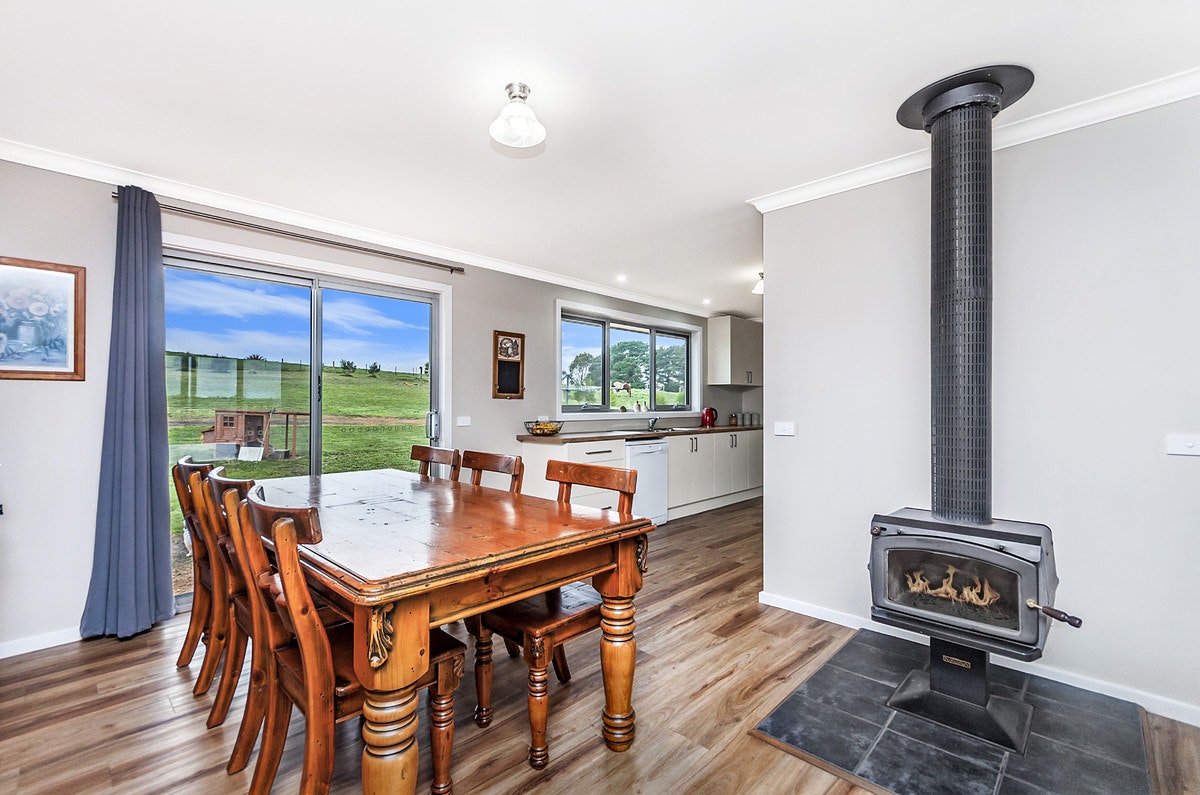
[[176, 580, 211, 668], [249, 683, 291, 795], [299, 695, 336, 795], [525, 641, 551, 770], [551, 645, 572, 683], [207, 618, 247, 728], [429, 655, 462, 795], [227, 636, 271, 774], [472, 625, 494, 728], [503, 638, 521, 658], [193, 595, 229, 696]]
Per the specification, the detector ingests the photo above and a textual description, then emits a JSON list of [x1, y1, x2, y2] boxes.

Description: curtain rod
[[110, 191, 465, 275]]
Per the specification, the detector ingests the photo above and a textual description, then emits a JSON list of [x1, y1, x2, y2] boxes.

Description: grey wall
[[760, 97, 1200, 723], [0, 158, 712, 653]]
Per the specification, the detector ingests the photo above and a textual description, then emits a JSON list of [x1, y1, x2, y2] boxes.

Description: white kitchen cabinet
[[668, 433, 716, 508], [707, 315, 763, 386], [519, 438, 626, 506], [714, 431, 751, 496], [747, 429, 764, 489]]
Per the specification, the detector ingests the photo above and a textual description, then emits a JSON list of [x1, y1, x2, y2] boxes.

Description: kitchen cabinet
[[747, 429, 763, 489], [519, 437, 626, 507], [707, 315, 763, 386], [714, 431, 751, 496], [668, 433, 716, 508]]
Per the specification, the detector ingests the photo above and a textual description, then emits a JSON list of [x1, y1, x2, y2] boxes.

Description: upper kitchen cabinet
[[706, 315, 763, 386]]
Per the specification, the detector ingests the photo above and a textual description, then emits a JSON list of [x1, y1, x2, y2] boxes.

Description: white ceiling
[[3, 2, 1200, 318]]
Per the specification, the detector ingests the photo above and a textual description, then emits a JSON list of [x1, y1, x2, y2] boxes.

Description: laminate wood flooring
[[1, 498, 1195, 794]]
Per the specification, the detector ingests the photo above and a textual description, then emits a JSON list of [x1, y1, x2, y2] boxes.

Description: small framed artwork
[[0, 257, 86, 381], [492, 330, 525, 399]]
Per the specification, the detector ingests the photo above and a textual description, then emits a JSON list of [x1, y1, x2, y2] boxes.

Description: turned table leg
[[599, 594, 636, 751]]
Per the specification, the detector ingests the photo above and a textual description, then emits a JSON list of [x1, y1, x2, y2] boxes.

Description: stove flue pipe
[[898, 65, 1033, 525]]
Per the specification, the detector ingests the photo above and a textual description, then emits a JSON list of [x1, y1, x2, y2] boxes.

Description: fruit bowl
[[524, 420, 564, 436]]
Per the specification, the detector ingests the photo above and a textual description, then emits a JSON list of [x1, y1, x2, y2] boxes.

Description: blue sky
[[164, 269, 431, 371]]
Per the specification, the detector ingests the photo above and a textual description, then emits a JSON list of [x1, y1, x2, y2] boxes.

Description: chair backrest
[[204, 466, 255, 591], [410, 445, 462, 480], [225, 488, 293, 659], [544, 460, 638, 514], [244, 487, 335, 707], [172, 456, 214, 559], [459, 450, 524, 493]]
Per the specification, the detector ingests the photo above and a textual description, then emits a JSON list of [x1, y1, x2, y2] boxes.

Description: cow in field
[[612, 381, 632, 397]]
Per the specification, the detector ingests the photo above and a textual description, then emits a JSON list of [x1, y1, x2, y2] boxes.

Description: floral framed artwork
[[0, 257, 86, 380]]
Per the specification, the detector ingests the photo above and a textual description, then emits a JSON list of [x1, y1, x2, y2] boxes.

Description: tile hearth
[[752, 630, 1152, 795]]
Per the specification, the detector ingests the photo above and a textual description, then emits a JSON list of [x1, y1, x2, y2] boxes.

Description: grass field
[[167, 358, 431, 537]]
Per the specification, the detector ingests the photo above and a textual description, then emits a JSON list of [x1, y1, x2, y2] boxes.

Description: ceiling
[[3, 3, 1199, 318]]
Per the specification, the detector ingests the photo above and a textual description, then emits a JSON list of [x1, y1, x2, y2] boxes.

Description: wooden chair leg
[[227, 636, 272, 774], [207, 616, 247, 728], [176, 582, 211, 668], [429, 655, 462, 795], [503, 638, 521, 658], [249, 683, 291, 795], [525, 651, 551, 770], [299, 698, 336, 795], [551, 645, 571, 683], [193, 596, 229, 696], [472, 625, 494, 728]]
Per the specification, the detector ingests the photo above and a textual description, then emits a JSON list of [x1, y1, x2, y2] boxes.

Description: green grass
[[561, 387, 687, 410]]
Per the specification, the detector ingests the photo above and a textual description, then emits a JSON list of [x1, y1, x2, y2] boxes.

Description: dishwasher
[[625, 438, 669, 525]]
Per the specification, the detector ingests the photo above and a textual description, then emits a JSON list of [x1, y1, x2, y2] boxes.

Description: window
[[560, 311, 694, 413]]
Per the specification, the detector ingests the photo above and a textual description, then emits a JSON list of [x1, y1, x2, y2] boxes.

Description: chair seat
[[275, 625, 467, 716], [483, 582, 602, 644]]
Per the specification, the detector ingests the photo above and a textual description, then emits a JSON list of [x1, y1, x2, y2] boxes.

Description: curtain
[[80, 186, 174, 638]]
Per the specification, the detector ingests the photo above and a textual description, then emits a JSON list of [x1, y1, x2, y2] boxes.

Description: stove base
[[886, 638, 1033, 753]]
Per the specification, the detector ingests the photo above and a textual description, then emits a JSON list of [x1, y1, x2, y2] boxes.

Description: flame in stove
[[905, 564, 1001, 608]]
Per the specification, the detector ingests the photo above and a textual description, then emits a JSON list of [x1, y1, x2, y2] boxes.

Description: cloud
[[166, 273, 310, 320], [322, 296, 428, 336]]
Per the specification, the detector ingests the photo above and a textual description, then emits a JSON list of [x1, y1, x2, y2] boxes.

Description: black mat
[[752, 630, 1153, 795]]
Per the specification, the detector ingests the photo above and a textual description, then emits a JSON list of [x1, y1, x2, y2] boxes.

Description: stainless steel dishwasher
[[625, 438, 669, 525]]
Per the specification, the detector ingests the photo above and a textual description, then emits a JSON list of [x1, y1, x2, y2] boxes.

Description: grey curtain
[[80, 185, 174, 638]]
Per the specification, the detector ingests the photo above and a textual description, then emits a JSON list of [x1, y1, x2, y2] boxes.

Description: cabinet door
[[707, 315, 763, 386], [715, 432, 750, 495], [668, 435, 698, 507], [747, 430, 764, 489]]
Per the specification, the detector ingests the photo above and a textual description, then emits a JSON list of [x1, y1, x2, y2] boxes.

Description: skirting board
[[667, 487, 763, 521], [758, 590, 1200, 730], [0, 627, 82, 660]]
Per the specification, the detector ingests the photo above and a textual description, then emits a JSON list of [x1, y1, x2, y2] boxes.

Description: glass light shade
[[489, 100, 547, 148], [751, 273, 764, 294]]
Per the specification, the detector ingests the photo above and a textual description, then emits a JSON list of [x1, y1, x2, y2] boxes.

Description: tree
[[245, 353, 266, 360], [367, 361, 381, 377], [609, 340, 649, 388], [567, 352, 596, 386], [655, 343, 686, 393], [339, 359, 357, 376]]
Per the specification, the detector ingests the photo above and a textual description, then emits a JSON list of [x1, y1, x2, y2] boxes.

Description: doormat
[[751, 629, 1153, 795]]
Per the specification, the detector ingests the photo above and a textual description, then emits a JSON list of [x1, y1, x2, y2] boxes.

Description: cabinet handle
[[586, 449, 614, 455]]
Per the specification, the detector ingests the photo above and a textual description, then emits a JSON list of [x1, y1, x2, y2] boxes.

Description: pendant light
[[489, 82, 547, 148], [751, 272, 764, 295]]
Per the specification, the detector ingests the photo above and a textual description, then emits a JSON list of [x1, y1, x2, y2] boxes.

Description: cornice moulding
[[749, 66, 1200, 214]]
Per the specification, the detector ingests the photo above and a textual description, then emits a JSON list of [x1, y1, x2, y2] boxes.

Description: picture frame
[[0, 257, 86, 381], [492, 329, 524, 399]]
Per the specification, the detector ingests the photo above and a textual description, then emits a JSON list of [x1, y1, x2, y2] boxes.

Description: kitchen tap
[[647, 417, 658, 431]]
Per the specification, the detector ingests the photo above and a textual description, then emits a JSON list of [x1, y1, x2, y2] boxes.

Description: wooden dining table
[[255, 467, 655, 795]]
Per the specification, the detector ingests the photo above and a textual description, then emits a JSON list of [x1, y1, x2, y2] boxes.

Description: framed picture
[[492, 330, 525, 399], [0, 257, 86, 381]]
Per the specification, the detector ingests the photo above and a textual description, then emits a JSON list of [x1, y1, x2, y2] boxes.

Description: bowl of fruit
[[524, 420, 565, 436]]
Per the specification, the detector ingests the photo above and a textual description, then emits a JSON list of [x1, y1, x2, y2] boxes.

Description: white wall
[[0, 158, 710, 654], [760, 97, 1200, 724]]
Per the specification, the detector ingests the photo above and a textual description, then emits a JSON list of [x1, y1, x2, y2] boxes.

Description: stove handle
[[1026, 599, 1083, 628]]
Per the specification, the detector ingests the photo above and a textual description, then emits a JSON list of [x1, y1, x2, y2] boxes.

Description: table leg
[[599, 594, 636, 750], [360, 686, 419, 795]]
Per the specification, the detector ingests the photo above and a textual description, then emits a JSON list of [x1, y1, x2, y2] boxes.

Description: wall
[[760, 97, 1200, 724], [0, 158, 710, 654]]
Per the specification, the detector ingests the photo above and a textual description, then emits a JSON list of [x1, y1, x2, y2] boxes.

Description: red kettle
[[700, 407, 717, 427]]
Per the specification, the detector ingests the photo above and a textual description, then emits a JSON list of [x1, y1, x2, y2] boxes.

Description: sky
[[164, 269, 431, 371]]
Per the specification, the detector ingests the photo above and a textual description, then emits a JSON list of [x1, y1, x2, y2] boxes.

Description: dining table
[[255, 467, 655, 795]]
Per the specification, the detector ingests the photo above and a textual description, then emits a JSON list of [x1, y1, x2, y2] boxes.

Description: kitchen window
[[560, 309, 695, 413]]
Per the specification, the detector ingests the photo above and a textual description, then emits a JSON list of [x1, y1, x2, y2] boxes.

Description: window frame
[[557, 299, 702, 417]]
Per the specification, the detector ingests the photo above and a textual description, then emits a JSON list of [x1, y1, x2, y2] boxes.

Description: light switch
[[1166, 434, 1200, 456], [774, 421, 796, 436], [456, 416, 471, 427]]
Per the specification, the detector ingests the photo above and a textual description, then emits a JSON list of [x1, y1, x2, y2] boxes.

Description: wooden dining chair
[[458, 450, 524, 493], [470, 459, 639, 769], [243, 487, 467, 795], [171, 456, 224, 696], [410, 444, 462, 480]]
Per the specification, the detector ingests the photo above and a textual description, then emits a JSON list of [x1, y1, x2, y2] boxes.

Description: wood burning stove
[[868, 66, 1081, 753]]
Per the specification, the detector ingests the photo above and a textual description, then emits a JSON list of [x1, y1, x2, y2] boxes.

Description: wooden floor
[[2, 498, 1197, 794]]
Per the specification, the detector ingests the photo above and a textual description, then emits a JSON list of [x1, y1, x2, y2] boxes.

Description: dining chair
[[243, 487, 467, 795], [171, 456, 224, 696], [458, 450, 524, 493], [470, 459, 639, 769], [410, 444, 462, 480]]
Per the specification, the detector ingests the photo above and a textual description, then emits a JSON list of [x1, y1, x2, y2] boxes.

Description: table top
[[256, 468, 653, 604]]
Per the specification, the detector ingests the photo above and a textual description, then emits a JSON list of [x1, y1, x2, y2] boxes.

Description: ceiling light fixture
[[489, 82, 547, 148], [751, 272, 764, 295]]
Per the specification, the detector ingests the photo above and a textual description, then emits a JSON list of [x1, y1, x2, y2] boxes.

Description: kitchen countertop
[[516, 424, 763, 444]]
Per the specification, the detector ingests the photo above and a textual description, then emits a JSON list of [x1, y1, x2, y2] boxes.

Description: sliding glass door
[[164, 260, 440, 593]]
